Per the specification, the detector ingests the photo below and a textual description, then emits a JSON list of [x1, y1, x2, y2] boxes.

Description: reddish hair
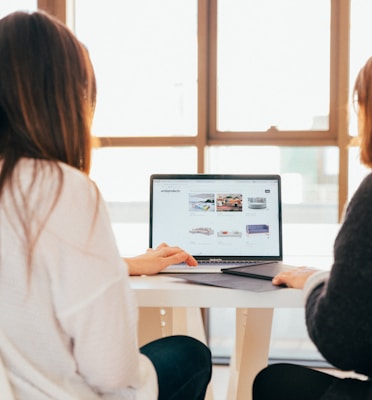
[[353, 56, 372, 168]]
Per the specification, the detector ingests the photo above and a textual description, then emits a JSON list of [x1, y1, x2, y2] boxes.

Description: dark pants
[[140, 335, 212, 400], [253, 363, 338, 400]]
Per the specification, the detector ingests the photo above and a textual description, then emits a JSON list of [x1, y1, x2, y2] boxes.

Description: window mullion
[[332, 0, 350, 221], [197, 0, 212, 173], [38, 0, 66, 22]]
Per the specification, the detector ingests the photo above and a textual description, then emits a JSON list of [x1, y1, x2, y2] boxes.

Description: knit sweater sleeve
[[305, 172, 372, 376]]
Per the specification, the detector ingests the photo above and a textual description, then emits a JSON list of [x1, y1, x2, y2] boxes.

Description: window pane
[[349, 0, 372, 137], [91, 147, 196, 255], [217, 0, 330, 132], [349, 1, 372, 199], [207, 146, 338, 223], [75, 0, 198, 137], [91, 147, 196, 203], [0, 0, 36, 17]]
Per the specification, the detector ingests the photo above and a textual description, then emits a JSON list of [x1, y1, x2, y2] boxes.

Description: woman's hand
[[272, 266, 319, 289], [124, 242, 198, 276]]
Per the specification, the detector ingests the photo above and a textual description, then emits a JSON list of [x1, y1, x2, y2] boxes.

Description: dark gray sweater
[[306, 172, 372, 398]]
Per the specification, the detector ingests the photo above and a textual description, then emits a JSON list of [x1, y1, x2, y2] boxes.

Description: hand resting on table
[[272, 266, 319, 289]]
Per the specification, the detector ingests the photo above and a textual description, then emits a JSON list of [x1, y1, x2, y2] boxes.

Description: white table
[[131, 274, 304, 400], [123, 223, 338, 400]]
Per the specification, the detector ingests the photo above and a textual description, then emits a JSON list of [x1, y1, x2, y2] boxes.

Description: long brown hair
[[353, 56, 372, 168], [0, 11, 96, 177], [0, 11, 97, 266]]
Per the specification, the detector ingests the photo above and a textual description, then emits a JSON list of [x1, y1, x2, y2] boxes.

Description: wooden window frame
[[39, 0, 352, 220]]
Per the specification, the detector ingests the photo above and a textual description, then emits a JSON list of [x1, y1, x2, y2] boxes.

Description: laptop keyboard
[[198, 260, 273, 266]]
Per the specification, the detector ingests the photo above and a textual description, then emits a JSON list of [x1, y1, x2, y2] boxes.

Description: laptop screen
[[149, 174, 283, 262]]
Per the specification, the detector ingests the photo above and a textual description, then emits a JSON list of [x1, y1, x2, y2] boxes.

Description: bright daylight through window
[[3, 0, 370, 367]]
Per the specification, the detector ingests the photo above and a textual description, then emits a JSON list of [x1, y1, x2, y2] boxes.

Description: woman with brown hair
[[0, 10, 211, 400], [252, 58, 372, 400]]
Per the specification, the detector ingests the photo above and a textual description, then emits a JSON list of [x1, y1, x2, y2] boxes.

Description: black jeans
[[140, 335, 212, 400], [253, 363, 372, 399], [253, 363, 338, 400]]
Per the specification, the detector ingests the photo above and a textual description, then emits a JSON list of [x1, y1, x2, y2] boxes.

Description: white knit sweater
[[0, 158, 157, 399]]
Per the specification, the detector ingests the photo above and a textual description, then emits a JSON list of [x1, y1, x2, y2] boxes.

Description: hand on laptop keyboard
[[123, 242, 198, 276]]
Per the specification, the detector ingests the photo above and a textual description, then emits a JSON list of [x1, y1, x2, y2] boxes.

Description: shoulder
[[14, 158, 104, 228], [356, 172, 372, 192], [14, 157, 95, 190], [37, 159, 100, 207], [352, 172, 372, 199], [6, 158, 98, 208], [52, 162, 104, 222], [33, 160, 114, 252], [334, 171, 372, 269], [344, 172, 372, 219], [58, 161, 99, 200]]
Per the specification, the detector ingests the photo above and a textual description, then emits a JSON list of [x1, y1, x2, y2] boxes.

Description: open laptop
[[150, 173, 295, 276]]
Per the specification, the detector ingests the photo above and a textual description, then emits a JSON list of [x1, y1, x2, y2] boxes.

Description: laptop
[[149, 173, 295, 277]]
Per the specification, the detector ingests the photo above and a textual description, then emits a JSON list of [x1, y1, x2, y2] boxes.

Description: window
[[35, 0, 364, 365], [216, 0, 330, 133], [72, 0, 344, 224], [75, 0, 198, 137], [207, 146, 338, 224], [348, 0, 372, 199], [90, 146, 197, 254], [1, 0, 36, 17]]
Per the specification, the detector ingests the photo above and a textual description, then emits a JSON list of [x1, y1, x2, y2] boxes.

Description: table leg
[[137, 307, 164, 347], [137, 307, 208, 345], [227, 308, 274, 400]]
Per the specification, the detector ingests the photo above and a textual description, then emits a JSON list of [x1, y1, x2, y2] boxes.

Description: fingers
[[155, 242, 170, 250], [156, 245, 198, 267], [147, 242, 168, 252], [167, 249, 197, 266], [149, 243, 198, 267], [184, 254, 198, 266], [272, 269, 290, 287], [272, 266, 318, 289], [272, 274, 285, 286]]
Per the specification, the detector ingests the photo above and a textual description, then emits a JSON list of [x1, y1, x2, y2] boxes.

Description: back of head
[[353, 56, 372, 168], [0, 11, 96, 182]]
